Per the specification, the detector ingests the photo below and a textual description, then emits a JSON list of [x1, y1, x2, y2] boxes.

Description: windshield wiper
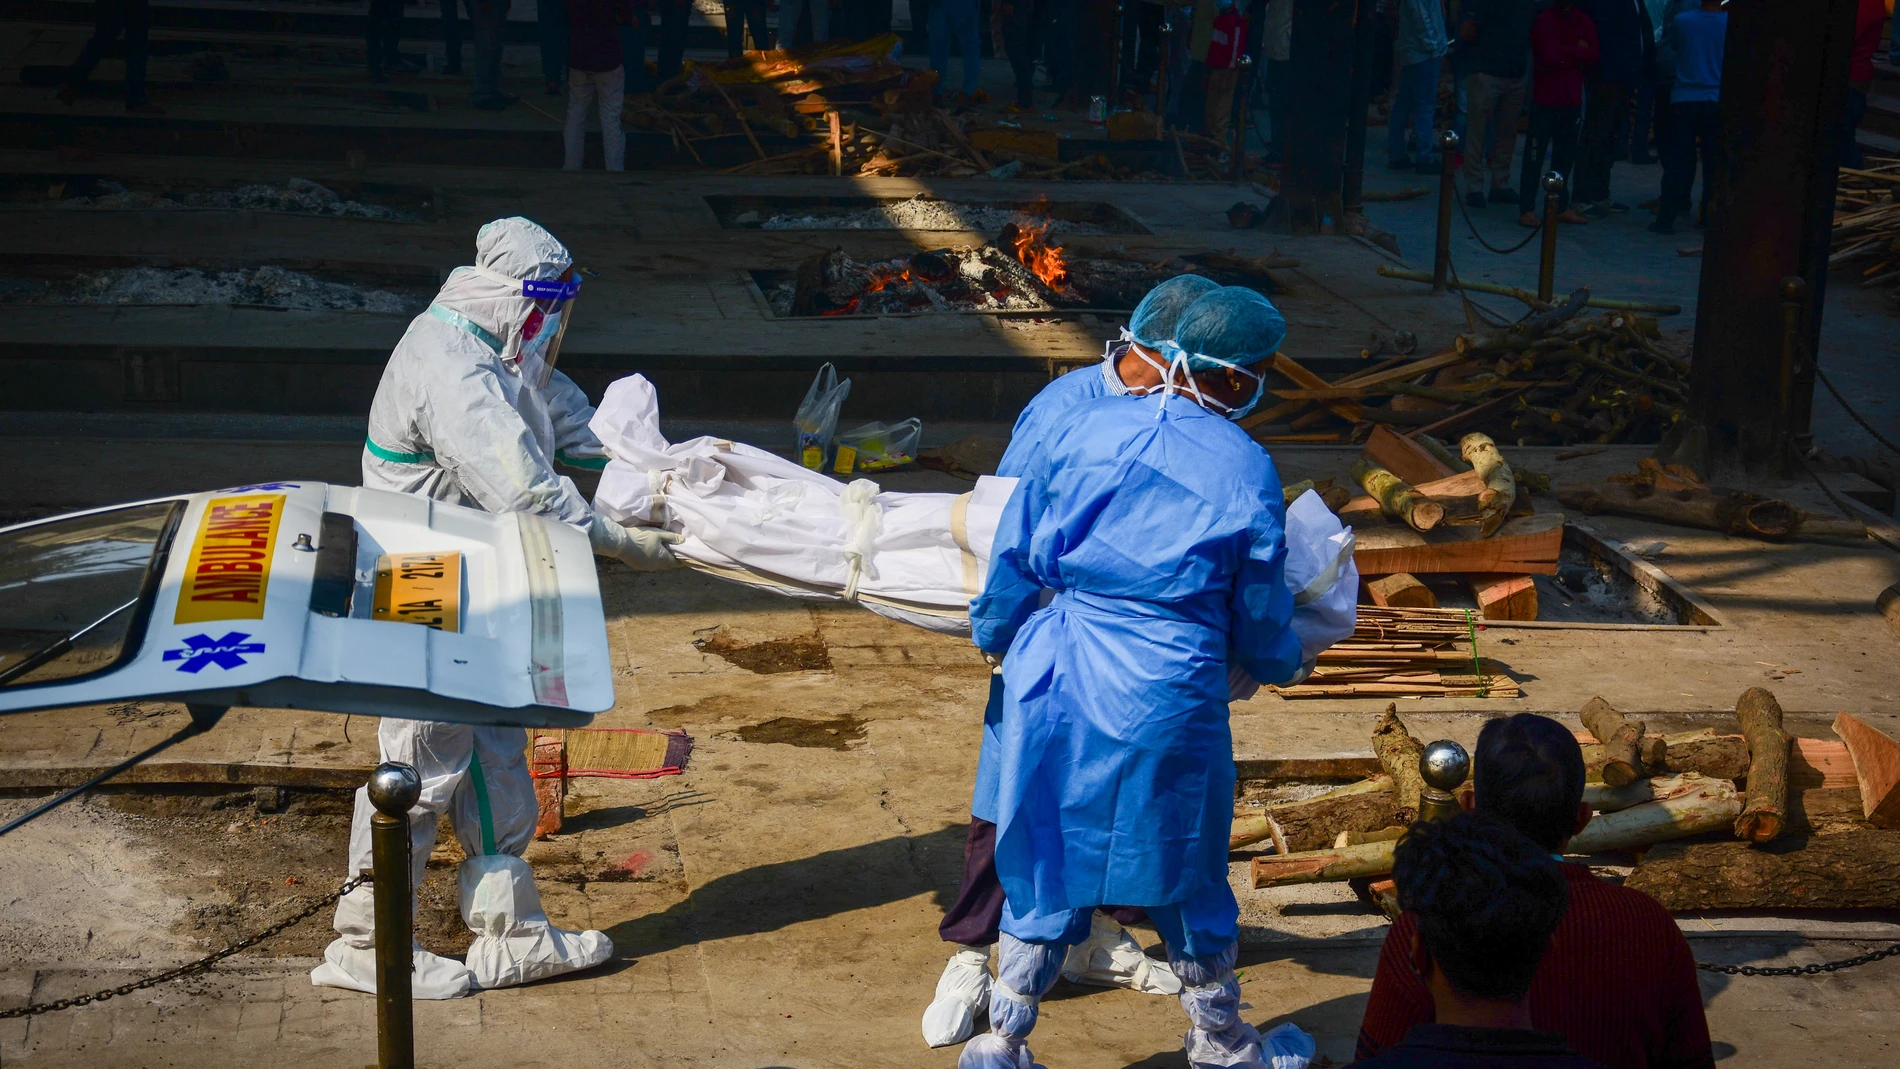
[[0, 596, 141, 688]]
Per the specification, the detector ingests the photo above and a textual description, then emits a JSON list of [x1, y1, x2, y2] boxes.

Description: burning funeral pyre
[[768, 209, 1294, 318]]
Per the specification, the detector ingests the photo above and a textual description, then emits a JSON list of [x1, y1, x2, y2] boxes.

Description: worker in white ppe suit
[[313, 216, 680, 1000]]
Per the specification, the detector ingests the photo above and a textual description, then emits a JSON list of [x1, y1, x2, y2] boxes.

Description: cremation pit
[[0, 174, 432, 220], [0, 254, 435, 313], [707, 193, 1149, 234]]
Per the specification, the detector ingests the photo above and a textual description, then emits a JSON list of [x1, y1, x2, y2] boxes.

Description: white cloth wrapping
[[590, 375, 1013, 633], [588, 375, 1359, 654]]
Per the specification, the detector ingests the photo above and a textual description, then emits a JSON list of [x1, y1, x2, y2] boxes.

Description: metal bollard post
[[1155, 24, 1173, 139], [1417, 740, 1471, 824], [368, 762, 422, 1069], [1776, 275, 1808, 455], [1538, 171, 1565, 303], [1230, 54, 1254, 184], [1432, 129, 1461, 292]]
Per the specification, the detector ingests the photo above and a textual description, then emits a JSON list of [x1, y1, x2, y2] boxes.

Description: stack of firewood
[[1831, 155, 1900, 305], [1271, 606, 1520, 698], [1237, 698, 1900, 912], [1241, 289, 1691, 447]]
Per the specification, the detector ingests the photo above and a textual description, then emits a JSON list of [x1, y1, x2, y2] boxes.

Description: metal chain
[[1697, 942, 1900, 977], [1454, 176, 1542, 256], [1816, 367, 1900, 457], [0, 874, 367, 1019]]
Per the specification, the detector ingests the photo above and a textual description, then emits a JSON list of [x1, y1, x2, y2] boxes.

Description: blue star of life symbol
[[220, 482, 301, 492], [163, 632, 267, 673]]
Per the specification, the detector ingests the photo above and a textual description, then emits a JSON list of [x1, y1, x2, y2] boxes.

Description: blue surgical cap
[[1128, 274, 1222, 349], [1171, 287, 1287, 370]]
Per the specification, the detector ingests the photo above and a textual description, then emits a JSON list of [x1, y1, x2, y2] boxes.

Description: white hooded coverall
[[313, 217, 622, 999]]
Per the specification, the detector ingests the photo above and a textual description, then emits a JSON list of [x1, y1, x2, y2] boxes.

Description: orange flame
[[1009, 217, 1069, 291], [820, 260, 916, 316]]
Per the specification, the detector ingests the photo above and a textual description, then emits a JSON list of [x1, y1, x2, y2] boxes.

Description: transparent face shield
[[472, 265, 581, 388]]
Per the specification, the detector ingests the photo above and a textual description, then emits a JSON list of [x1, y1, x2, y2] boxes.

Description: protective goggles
[[1132, 342, 1269, 422]]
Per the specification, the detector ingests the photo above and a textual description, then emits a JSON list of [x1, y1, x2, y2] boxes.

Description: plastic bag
[[833, 418, 922, 475], [794, 363, 851, 471], [1285, 488, 1359, 665]]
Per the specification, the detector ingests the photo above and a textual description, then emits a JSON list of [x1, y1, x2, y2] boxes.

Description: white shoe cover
[[1061, 913, 1182, 995], [959, 1033, 1044, 1069], [459, 855, 612, 990], [309, 937, 475, 1000], [922, 945, 993, 1048]]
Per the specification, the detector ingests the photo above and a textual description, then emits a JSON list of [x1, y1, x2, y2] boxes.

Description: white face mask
[[1143, 342, 1268, 422]]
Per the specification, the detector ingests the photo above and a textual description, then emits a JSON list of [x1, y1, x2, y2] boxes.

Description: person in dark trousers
[[366, 0, 420, 82], [619, 0, 651, 92], [469, 0, 515, 108], [724, 0, 771, 53], [999, 0, 1041, 109], [1120, 0, 1168, 98], [1457, 0, 1536, 208], [1356, 714, 1716, 1069], [58, 0, 161, 112], [1042, 0, 1080, 105], [539, 0, 570, 94], [1347, 812, 1599, 1069], [1648, 0, 1724, 234], [1518, 0, 1595, 227], [1571, 0, 1653, 215], [654, 0, 692, 79], [441, 0, 469, 75], [1386, 0, 1449, 172]]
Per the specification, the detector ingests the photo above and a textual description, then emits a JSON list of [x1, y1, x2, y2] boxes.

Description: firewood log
[[1459, 433, 1516, 536], [1567, 774, 1741, 853], [1624, 830, 1900, 910], [1231, 776, 1400, 852], [1580, 696, 1647, 787], [1555, 482, 1867, 542], [1372, 704, 1428, 823], [1251, 775, 1741, 887], [1350, 461, 1445, 532], [1733, 687, 1791, 843], [1584, 772, 1706, 813]]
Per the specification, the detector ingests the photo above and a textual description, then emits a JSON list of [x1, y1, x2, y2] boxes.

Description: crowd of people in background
[[50, 0, 1899, 208]]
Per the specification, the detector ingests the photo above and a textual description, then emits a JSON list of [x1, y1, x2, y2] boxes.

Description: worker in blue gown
[[923, 273, 1222, 1047], [961, 286, 1304, 1069]]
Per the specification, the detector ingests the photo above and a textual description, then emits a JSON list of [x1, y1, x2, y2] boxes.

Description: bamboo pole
[[1376, 265, 1683, 314]]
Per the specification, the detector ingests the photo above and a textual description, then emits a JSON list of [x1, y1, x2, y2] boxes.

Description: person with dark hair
[[1358, 713, 1716, 1069], [1350, 811, 1595, 1068]]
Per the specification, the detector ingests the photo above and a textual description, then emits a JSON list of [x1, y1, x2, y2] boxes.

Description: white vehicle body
[[0, 482, 611, 727]]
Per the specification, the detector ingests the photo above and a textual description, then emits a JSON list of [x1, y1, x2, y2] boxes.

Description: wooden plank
[[1833, 713, 1900, 828], [1271, 352, 1361, 422], [1364, 573, 1437, 608], [1469, 573, 1538, 621], [1364, 424, 1456, 486], [1790, 737, 1857, 790], [1339, 495, 1388, 527], [1353, 512, 1565, 575]]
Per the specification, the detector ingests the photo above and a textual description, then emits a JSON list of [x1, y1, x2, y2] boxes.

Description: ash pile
[[757, 195, 1111, 235], [19, 265, 426, 313], [55, 178, 417, 220]]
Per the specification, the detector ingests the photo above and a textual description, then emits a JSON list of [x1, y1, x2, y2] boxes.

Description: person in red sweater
[[1518, 0, 1598, 227], [1356, 713, 1716, 1069], [1843, 0, 1886, 169]]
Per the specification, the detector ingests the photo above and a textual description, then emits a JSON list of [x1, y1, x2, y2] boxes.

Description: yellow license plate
[[372, 551, 462, 632]]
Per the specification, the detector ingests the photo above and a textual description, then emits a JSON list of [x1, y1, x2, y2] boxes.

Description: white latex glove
[[588, 514, 683, 571]]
